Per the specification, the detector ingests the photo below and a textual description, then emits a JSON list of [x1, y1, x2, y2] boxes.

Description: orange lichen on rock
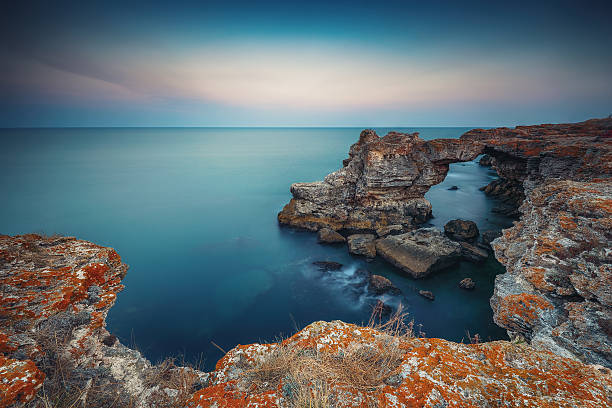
[[186, 321, 612, 408], [495, 294, 553, 328], [0, 355, 45, 406]]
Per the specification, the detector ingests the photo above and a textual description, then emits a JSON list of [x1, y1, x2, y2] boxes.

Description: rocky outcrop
[[367, 275, 401, 295], [317, 228, 346, 244], [0, 234, 208, 407], [490, 180, 612, 367], [376, 228, 461, 278], [459, 277, 476, 290], [186, 320, 612, 407], [278, 130, 482, 232]]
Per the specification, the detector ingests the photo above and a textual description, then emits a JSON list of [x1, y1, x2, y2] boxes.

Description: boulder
[[447, 185, 459, 190], [317, 228, 346, 244], [459, 242, 488, 263], [419, 290, 435, 300], [312, 261, 343, 271], [347, 234, 377, 258], [375, 228, 461, 278], [368, 275, 401, 295], [459, 278, 476, 290], [444, 219, 479, 241]]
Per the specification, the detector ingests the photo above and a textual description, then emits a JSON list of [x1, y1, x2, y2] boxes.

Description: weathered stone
[[368, 275, 401, 295], [459, 278, 476, 290], [186, 321, 612, 407], [375, 224, 404, 237], [376, 228, 461, 278], [278, 129, 482, 232], [459, 241, 489, 263], [419, 290, 435, 300], [317, 228, 346, 244], [347, 234, 376, 258], [312, 261, 343, 271], [444, 219, 479, 241]]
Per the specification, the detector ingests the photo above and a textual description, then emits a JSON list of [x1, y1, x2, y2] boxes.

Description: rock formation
[[0, 234, 208, 407], [278, 117, 612, 368], [317, 228, 346, 244], [186, 320, 612, 407], [444, 219, 479, 242], [2, 231, 611, 406], [347, 234, 377, 258], [278, 130, 481, 232]]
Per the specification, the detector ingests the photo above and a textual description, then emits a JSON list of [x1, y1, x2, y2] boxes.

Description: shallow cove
[[0, 127, 513, 371]]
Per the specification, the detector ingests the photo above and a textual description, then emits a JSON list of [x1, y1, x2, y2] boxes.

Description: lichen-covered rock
[[444, 219, 479, 241], [376, 228, 461, 278], [317, 228, 346, 244], [347, 234, 377, 258], [278, 130, 482, 232], [186, 320, 612, 407], [491, 179, 612, 367], [0, 234, 207, 407]]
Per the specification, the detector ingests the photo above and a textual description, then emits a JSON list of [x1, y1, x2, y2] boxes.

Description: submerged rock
[[418, 290, 435, 300], [447, 185, 459, 190], [312, 261, 343, 271], [459, 278, 476, 290], [317, 228, 346, 244], [347, 234, 377, 258], [375, 228, 461, 278], [444, 219, 479, 241], [481, 229, 502, 246], [368, 275, 401, 295]]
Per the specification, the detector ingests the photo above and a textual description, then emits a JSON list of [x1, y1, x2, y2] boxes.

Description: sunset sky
[[1, 0, 611, 127]]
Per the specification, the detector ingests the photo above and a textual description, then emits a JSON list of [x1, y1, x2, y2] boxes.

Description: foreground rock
[[347, 233, 376, 258], [0, 234, 208, 407], [316, 228, 345, 244], [186, 320, 612, 407], [278, 129, 481, 232], [376, 228, 461, 278], [444, 219, 479, 241]]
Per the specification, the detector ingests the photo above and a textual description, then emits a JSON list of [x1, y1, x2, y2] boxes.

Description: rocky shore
[[278, 118, 612, 368], [2, 118, 611, 407]]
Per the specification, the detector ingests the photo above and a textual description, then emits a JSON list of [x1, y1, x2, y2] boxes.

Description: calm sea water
[[0, 127, 512, 370]]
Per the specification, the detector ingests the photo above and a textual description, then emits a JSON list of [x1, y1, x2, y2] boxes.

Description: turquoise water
[[0, 127, 512, 370]]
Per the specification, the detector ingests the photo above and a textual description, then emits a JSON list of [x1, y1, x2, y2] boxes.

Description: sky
[[1, 0, 611, 127]]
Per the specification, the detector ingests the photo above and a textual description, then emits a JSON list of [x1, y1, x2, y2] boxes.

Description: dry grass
[[143, 357, 202, 408], [242, 303, 414, 407]]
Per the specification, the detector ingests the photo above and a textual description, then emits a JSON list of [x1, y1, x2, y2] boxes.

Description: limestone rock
[[347, 234, 376, 258], [278, 129, 482, 232], [375, 228, 461, 278], [459, 278, 476, 290], [368, 275, 401, 295], [444, 219, 479, 241], [186, 321, 612, 407], [459, 241, 489, 262], [317, 228, 346, 244]]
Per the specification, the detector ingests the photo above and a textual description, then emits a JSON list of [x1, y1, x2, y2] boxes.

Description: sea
[[0, 127, 514, 370]]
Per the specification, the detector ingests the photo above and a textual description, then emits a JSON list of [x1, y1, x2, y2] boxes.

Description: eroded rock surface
[[376, 228, 461, 278], [186, 320, 612, 407], [278, 130, 482, 232], [0, 234, 208, 407]]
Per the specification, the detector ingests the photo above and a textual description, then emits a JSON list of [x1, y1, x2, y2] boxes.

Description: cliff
[[0, 234, 208, 407]]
